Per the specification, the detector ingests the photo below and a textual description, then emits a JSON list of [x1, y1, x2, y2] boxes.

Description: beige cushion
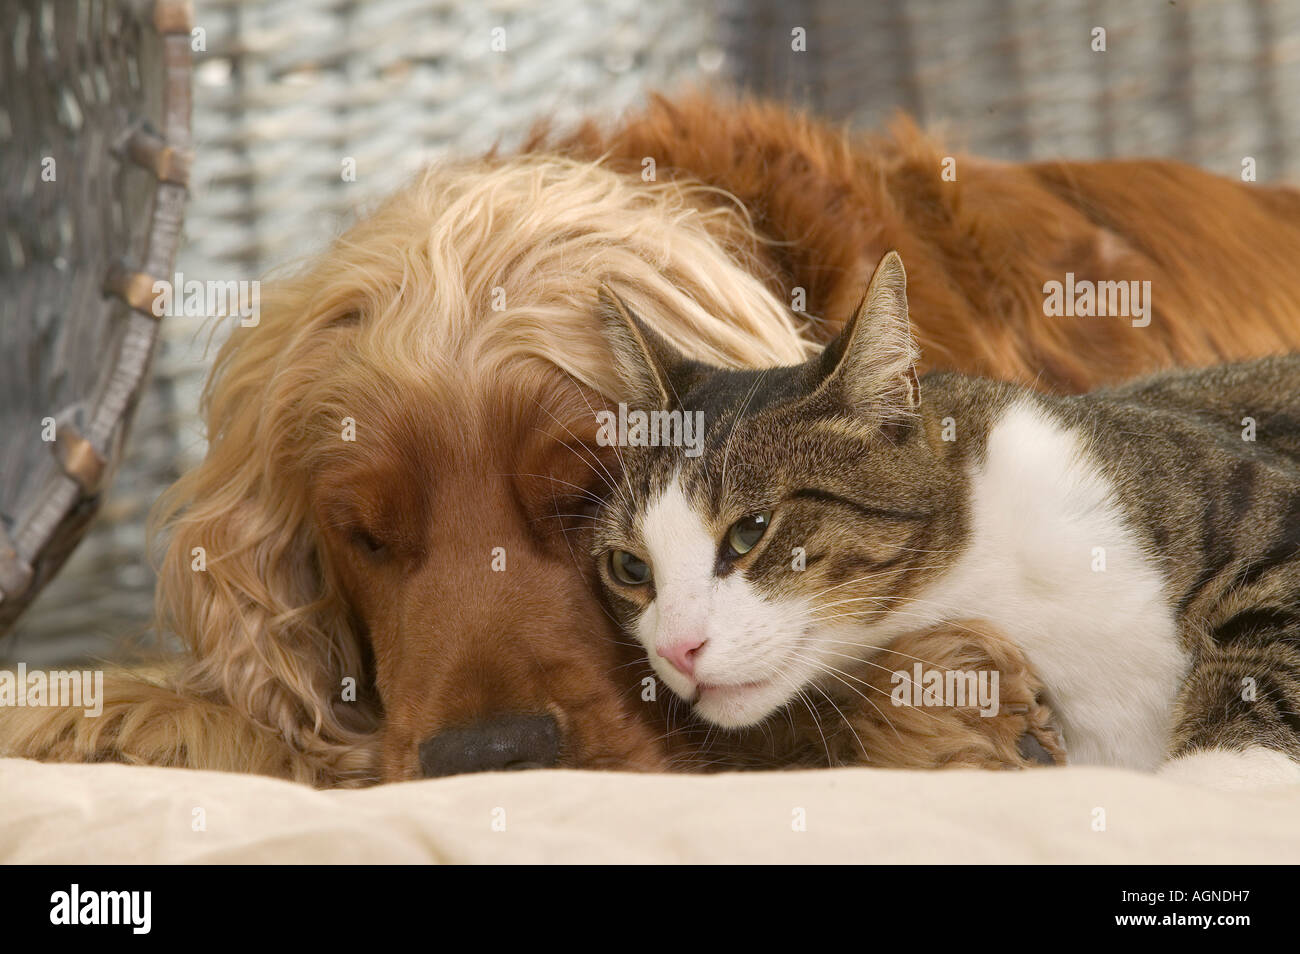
[[2, 757, 1296, 863]]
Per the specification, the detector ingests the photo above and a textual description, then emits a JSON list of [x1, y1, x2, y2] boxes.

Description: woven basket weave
[[0, 0, 192, 636]]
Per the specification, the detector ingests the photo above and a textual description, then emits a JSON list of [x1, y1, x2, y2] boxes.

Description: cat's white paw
[[1159, 746, 1300, 791]]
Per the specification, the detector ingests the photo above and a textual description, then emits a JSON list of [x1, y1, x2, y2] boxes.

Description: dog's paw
[[846, 620, 1067, 770]]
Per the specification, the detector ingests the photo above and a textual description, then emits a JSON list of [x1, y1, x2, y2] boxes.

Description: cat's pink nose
[[658, 634, 706, 677]]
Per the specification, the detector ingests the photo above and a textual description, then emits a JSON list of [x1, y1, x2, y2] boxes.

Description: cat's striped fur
[[592, 252, 1300, 782]]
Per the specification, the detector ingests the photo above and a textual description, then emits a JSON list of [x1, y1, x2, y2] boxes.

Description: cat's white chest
[[917, 400, 1188, 769]]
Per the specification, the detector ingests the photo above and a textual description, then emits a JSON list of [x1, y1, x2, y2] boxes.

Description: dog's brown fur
[[540, 92, 1300, 389], [6, 93, 1300, 784]]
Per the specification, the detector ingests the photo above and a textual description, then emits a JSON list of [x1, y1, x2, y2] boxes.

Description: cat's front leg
[[834, 619, 1067, 770], [1160, 640, 1300, 790]]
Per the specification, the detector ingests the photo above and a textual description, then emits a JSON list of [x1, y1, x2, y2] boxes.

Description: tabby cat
[[592, 252, 1300, 785]]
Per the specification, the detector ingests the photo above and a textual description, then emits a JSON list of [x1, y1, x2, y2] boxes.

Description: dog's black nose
[[418, 714, 561, 778]]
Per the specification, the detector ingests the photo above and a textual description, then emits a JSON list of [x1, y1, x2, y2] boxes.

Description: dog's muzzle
[[418, 713, 561, 777]]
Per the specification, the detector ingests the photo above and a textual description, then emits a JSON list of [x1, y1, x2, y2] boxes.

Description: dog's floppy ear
[[595, 284, 690, 410], [815, 250, 920, 433]]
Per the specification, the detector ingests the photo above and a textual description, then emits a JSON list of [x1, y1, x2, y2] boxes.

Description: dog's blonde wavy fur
[[1, 155, 810, 786]]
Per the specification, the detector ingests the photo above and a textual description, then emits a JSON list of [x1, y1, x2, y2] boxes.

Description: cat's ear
[[819, 250, 920, 433], [595, 284, 688, 410]]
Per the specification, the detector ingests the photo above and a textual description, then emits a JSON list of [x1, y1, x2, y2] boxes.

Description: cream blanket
[[2, 758, 1296, 863]]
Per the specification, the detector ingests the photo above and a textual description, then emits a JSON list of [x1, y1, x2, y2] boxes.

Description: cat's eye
[[726, 510, 773, 557], [609, 549, 652, 586]]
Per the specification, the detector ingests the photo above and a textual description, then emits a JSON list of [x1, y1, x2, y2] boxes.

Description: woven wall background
[[7, 0, 1299, 666], [727, 0, 1300, 180]]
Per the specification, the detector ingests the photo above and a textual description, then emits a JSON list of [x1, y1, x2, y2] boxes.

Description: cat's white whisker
[[498, 471, 607, 505], [812, 603, 1012, 658], [794, 686, 833, 768], [808, 644, 964, 679], [793, 653, 905, 744], [556, 368, 632, 498], [526, 407, 618, 495], [805, 562, 952, 601], [786, 648, 952, 732], [811, 682, 871, 763]]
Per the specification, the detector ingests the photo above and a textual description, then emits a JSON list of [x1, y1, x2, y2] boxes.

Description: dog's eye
[[609, 549, 652, 586], [725, 510, 773, 557], [350, 528, 387, 557]]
